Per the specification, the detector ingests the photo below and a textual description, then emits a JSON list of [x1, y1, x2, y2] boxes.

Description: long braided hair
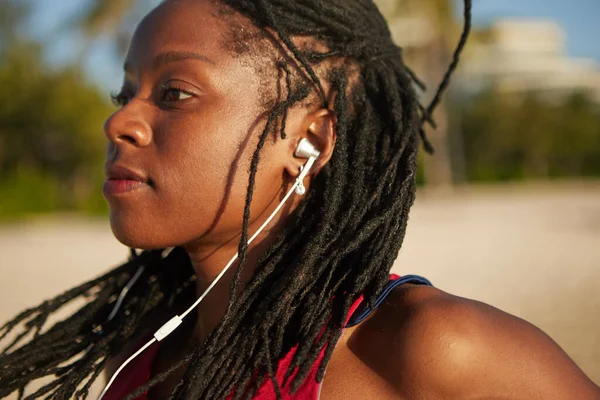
[[0, 0, 472, 398]]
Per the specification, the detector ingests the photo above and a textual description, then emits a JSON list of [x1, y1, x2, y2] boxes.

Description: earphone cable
[[98, 155, 317, 399]]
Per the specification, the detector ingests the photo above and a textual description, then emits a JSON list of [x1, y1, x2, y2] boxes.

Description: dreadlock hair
[[0, 0, 472, 398]]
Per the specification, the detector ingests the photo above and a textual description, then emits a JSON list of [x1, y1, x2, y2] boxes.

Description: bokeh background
[[1, 0, 598, 394]]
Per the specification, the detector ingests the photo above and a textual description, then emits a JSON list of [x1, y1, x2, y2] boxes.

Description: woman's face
[[103, 0, 309, 250]]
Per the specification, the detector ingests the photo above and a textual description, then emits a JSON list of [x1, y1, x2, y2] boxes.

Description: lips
[[103, 164, 152, 196], [105, 165, 149, 183]]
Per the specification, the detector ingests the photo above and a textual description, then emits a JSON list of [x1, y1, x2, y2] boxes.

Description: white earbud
[[99, 137, 321, 399], [294, 138, 320, 195], [295, 138, 321, 159]]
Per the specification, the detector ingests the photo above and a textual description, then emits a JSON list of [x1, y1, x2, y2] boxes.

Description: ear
[[284, 108, 336, 178]]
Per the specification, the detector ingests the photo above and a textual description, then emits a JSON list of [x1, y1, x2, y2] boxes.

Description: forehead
[[127, 0, 241, 68]]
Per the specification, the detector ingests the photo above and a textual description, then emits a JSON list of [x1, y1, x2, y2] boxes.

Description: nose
[[103, 102, 152, 149]]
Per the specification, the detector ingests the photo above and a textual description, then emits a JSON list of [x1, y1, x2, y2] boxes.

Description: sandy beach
[[1, 182, 598, 397]]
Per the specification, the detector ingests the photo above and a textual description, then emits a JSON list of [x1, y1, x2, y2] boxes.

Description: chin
[[109, 212, 167, 250]]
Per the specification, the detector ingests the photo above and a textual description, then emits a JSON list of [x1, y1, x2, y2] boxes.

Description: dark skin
[[104, 0, 600, 398], [104, 0, 335, 346]]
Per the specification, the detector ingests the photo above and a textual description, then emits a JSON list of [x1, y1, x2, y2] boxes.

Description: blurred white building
[[460, 20, 600, 102]]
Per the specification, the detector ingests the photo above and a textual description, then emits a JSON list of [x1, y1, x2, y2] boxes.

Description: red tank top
[[103, 274, 413, 399]]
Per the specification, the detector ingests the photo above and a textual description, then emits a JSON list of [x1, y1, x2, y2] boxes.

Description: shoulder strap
[[345, 274, 433, 328]]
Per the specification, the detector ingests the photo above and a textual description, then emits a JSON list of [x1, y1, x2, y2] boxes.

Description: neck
[[184, 235, 273, 344], [182, 183, 303, 345]]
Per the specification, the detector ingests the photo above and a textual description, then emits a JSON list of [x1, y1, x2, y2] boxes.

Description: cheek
[[107, 69, 287, 250], [148, 109, 280, 244], [159, 124, 245, 216]]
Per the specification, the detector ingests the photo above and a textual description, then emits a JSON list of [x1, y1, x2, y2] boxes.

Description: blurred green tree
[[0, 0, 113, 219], [458, 90, 600, 182], [551, 93, 600, 177]]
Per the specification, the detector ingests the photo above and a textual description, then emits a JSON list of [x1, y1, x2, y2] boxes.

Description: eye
[[161, 85, 193, 102], [110, 91, 131, 107]]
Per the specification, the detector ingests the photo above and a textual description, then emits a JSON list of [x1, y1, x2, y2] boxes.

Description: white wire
[[98, 156, 316, 399], [180, 157, 314, 319], [107, 265, 146, 322], [98, 337, 157, 400]]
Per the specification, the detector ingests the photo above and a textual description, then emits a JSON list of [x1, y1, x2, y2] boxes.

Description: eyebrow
[[123, 51, 215, 72]]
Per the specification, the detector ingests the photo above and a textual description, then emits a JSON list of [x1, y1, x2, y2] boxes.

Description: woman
[[1, 0, 599, 399]]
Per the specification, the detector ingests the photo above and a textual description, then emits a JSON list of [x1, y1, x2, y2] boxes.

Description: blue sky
[[27, 0, 600, 90], [469, 0, 600, 61]]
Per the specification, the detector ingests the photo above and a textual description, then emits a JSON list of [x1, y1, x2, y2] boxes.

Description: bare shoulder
[[347, 283, 600, 400]]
